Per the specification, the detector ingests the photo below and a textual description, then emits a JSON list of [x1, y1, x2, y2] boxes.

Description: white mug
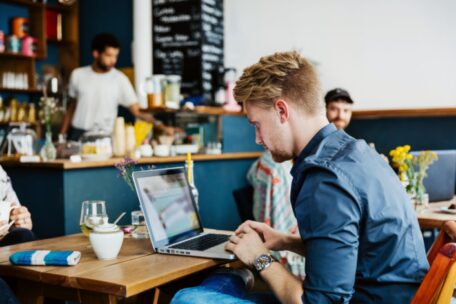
[[0, 202, 17, 224], [89, 223, 124, 260]]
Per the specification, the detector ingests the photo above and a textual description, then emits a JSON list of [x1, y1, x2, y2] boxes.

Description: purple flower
[[115, 156, 137, 192]]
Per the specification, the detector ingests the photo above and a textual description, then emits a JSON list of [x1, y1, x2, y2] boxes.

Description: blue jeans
[[171, 273, 280, 304], [0, 278, 19, 304], [0, 228, 36, 247]]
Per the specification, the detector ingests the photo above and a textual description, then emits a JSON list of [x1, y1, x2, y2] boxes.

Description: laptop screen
[[133, 167, 203, 247]]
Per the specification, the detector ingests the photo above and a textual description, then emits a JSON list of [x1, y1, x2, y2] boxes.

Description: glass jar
[[165, 75, 181, 109], [80, 129, 113, 161], [144, 76, 155, 109], [6, 122, 37, 156], [146, 75, 166, 109]]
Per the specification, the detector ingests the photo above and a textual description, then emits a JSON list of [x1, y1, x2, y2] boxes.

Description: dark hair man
[[324, 88, 354, 130], [60, 33, 154, 141]]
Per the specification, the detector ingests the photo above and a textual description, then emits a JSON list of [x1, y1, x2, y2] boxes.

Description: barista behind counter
[[60, 33, 163, 141]]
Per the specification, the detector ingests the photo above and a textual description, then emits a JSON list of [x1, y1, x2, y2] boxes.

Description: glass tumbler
[[80, 200, 108, 236], [131, 210, 148, 239]]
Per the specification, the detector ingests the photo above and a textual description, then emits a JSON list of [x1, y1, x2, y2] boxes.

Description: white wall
[[225, 0, 456, 110]]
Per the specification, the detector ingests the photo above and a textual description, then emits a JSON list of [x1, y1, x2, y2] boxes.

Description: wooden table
[[417, 198, 456, 229], [0, 234, 231, 304]]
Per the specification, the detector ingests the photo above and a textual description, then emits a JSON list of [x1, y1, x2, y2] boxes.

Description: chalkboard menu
[[153, 0, 224, 104]]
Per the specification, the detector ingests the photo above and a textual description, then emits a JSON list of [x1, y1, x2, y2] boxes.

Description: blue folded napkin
[[10, 250, 81, 266]]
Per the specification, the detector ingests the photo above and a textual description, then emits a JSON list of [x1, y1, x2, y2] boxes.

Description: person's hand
[[443, 221, 456, 241], [9, 204, 32, 230], [235, 220, 287, 251], [225, 224, 269, 266], [0, 220, 9, 238], [140, 112, 155, 123]]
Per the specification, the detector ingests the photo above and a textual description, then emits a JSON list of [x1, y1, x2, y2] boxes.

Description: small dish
[[174, 144, 199, 155], [438, 207, 456, 214], [81, 153, 111, 161]]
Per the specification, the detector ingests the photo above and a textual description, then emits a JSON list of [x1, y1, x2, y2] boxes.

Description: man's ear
[[274, 99, 289, 123], [92, 50, 99, 59]]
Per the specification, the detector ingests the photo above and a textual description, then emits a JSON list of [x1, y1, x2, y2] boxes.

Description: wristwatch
[[253, 254, 276, 272]]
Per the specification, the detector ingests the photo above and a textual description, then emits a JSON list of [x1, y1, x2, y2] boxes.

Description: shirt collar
[[291, 123, 337, 174]]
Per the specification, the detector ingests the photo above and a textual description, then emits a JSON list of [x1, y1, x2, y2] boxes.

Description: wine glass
[[80, 200, 108, 236]]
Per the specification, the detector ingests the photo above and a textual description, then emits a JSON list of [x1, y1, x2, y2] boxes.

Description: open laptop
[[132, 167, 235, 260]]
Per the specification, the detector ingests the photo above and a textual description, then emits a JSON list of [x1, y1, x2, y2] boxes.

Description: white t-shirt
[[68, 66, 137, 133]]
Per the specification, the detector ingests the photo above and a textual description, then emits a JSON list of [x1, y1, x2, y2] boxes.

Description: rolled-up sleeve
[[0, 166, 20, 204], [295, 168, 361, 303]]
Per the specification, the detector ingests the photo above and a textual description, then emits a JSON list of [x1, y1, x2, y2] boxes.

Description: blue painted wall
[[0, 3, 27, 32], [5, 157, 255, 239], [222, 116, 263, 153], [78, 0, 133, 67], [346, 116, 456, 155]]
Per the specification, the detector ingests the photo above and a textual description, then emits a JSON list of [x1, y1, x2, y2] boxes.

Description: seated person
[[0, 165, 35, 246], [0, 165, 35, 304], [324, 88, 354, 130], [172, 51, 428, 303]]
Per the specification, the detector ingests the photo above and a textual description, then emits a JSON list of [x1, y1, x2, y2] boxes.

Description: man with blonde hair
[[172, 51, 428, 303]]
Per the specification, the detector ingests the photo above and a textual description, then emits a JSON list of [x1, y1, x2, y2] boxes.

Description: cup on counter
[[154, 144, 170, 157], [0, 201, 18, 223], [89, 223, 124, 260], [139, 144, 153, 157], [131, 210, 148, 239]]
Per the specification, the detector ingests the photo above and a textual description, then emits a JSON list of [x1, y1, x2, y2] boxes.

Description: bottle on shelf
[[10, 99, 18, 122], [27, 103, 36, 124], [185, 152, 199, 209], [0, 97, 4, 123], [17, 102, 26, 122]]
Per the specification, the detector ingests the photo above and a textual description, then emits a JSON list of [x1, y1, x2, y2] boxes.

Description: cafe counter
[[1, 152, 262, 238]]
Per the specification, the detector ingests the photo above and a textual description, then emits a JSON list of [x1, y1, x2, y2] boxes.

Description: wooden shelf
[[0, 152, 263, 170], [0, 87, 41, 93], [46, 38, 74, 46], [0, 52, 36, 59], [0, 121, 36, 127], [0, 0, 43, 8], [46, 3, 73, 12], [0, 0, 79, 93], [352, 107, 456, 119], [147, 106, 245, 116]]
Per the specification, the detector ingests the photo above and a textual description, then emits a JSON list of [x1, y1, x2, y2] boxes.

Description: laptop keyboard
[[169, 234, 230, 251]]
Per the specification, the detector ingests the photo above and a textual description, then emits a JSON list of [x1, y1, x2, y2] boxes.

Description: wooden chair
[[411, 230, 456, 303]]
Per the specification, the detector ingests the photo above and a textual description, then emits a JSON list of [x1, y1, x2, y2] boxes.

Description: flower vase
[[40, 132, 57, 161], [409, 192, 429, 213]]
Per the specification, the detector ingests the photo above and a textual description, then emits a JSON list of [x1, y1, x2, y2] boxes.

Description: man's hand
[[129, 103, 154, 123], [10, 205, 32, 230], [226, 224, 269, 266], [235, 220, 287, 251]]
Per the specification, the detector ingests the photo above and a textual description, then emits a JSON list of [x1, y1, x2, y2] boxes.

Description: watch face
[[254, 254, 273, 272]]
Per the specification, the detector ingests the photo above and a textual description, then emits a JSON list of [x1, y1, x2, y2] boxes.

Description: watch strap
[[253, 254, 276, 272]]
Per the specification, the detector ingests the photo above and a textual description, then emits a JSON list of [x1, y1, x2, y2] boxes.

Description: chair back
[[232, 185, 254, 222], [412, 230, 456, 304]]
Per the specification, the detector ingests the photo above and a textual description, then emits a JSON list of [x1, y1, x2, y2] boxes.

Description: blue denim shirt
[[291, 124, 428, 303]]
